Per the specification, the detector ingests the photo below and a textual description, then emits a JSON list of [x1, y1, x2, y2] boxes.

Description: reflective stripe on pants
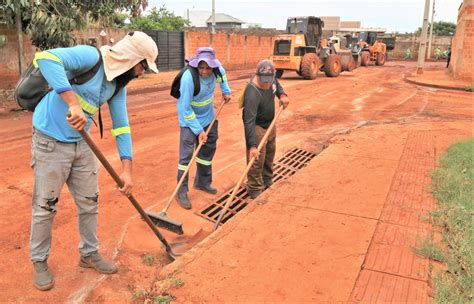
[[177, 121, 218, 194]]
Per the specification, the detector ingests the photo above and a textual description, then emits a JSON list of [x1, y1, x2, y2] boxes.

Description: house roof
[[184, 10, 211, 27], [206, 13, 245, 24]]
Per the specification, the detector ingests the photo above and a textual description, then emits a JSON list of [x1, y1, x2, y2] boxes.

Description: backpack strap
[[98, 82, 123, 139], [70, 48, 102, 85], [188, 66, 200, 96], [213, 67, 223, 81]]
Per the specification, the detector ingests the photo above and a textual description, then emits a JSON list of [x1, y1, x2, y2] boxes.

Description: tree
[[128, 5, 190, 31], [416, 21, 456, 36], [0, 0, 149, 50]]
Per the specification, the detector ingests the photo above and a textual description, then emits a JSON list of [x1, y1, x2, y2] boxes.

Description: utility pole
[[211, 0, 216, 34], [427, 0, 435, 60], [417, 0, 431, 74], [15, 1, 24, 76]]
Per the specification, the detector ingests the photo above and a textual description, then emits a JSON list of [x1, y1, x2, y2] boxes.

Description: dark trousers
[[177, 121, 218, 194], [246, 125, 276, 196]]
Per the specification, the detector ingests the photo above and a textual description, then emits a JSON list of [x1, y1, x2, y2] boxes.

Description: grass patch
[[141, 252, 158, 266], [464, 84, 474, 92], [429, 139, 473, 303], [414, 237, 445, 262], [153, 294, 174, 304]]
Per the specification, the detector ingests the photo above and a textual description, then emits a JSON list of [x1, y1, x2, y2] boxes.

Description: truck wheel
[[361, 51, 370, 66], [300, 53, 319, 80], [341, 56, 356, 72], [324, 54, 342, 77], [275, 69, 284, 79], [375, 52, 386, 66]]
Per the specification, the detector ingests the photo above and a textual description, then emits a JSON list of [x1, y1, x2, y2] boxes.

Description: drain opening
[[196, 147, 316, 224]]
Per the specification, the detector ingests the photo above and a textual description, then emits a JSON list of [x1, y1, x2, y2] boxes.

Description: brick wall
[[391, 34, 452, 59], [449, 0, 474, 81], [185, 31, 274, 70]]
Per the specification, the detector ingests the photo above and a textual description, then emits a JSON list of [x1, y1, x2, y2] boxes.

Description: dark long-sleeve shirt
[[242, 78, 286, 148]]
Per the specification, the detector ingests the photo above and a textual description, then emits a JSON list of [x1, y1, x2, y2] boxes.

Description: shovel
[[76, 128, 179, 258], [214, 104, 285, 230], [146, 101, 226, 234]]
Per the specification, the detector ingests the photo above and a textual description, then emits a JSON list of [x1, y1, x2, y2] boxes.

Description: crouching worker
[[29, 31, 158, 291], [242, 60, 289, 199], [174, 47, 231, 209]]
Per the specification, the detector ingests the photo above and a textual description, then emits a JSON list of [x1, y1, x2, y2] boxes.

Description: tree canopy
[[128, 5, 190, 31], [417, 21, 456, 36], [0, 0, 148, 50]]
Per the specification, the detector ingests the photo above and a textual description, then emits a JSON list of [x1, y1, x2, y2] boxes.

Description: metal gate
[[144, 30, 185, 72]]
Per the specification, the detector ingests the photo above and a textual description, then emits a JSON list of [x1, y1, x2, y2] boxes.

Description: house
[[206, 13, 245, 30]]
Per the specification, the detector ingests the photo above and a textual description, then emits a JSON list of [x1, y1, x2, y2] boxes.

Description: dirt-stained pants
[[177, 121, 218, 194], [30, 129, 99, 262], [246, 125, 276, 196]]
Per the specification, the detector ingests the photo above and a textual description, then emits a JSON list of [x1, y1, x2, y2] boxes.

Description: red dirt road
[[0, 62, 472, 303]]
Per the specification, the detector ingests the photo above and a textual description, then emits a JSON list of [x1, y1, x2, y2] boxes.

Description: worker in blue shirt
[[29, 31, 158, 291], [176, 47, 231, 209]]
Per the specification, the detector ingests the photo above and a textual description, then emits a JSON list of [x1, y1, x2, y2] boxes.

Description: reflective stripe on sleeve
[[111, 126, 131, 137], [184, 112, 196, 121], [178, 164, 188, 171], [33, 51, 63, 68], [216, 75, 228, 83]]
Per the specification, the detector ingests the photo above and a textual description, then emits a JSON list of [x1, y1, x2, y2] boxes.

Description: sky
[[147, 0, 460, 33]]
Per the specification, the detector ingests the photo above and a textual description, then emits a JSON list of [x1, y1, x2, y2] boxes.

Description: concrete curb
[[404, 76, 472, 92]]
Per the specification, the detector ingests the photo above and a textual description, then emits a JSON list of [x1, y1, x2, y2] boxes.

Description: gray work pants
[[30, 129, 100, 262], [177, 121, 218, 194]]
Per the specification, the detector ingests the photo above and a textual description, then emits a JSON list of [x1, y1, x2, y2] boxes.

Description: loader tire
[[275, 69, 284, 79], [300, 53, 319, 80], [375, 52, 386, 66], [324, 54, 342, 77], [361, 51, 370, 66], [355, 55, 362, 67], [341, 56, 356, 72]]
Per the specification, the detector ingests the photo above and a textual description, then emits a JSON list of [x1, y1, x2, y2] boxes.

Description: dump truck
[[270, 16, 355, 79]]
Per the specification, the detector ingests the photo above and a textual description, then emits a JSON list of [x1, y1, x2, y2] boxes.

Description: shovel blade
[[168, 228, 211, 257]]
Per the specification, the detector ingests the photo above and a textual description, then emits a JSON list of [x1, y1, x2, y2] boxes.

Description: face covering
[[114, 68, 138, 89]]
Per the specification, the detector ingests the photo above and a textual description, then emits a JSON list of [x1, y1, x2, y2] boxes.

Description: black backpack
[[170, 65, 223, 99], [15, 50, 103, 112]]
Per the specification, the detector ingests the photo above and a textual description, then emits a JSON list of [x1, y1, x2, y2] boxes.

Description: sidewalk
[[405, 66, 473, 91], [154, 121, 471, 303]]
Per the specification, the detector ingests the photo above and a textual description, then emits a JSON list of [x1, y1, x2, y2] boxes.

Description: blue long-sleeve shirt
[[32, 45, 133, 160], [177, 66, 231, 135]]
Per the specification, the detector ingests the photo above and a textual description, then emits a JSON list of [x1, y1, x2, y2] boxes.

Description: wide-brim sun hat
[[101, 31, 159, 81], [187, 47, 221, 68]]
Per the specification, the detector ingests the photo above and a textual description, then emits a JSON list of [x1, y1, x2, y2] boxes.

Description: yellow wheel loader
[[270, 16, 354, 80]]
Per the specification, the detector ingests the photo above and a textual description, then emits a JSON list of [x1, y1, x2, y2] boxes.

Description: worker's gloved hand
[[119, 171, 133, 197], [249, 147, 259, 160], [198, 131, 207, 144], [280, 95, 290, 109], [223, 94, 231, 104], [67, 104, 87, 131]]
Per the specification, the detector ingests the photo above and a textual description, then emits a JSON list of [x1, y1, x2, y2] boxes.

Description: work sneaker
[[194, 184, 218, 194], [79, 252, 118, 274], [176, 193, 192, 209], [33, 261, 54, 291]]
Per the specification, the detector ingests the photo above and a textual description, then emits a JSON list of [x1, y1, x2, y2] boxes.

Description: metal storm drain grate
[[197, 147, 316, 224]]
